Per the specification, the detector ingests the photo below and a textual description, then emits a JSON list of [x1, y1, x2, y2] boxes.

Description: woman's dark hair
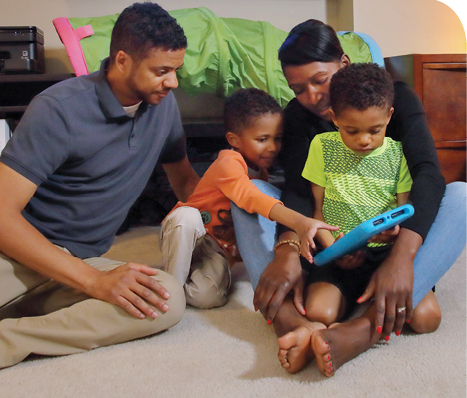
[[110, 2, 187, 64], [278, 19, 344, 67], [224, 88, 283, 135], [330, 63, 394, 116]]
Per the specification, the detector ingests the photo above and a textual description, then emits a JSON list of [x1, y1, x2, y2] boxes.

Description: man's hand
[[356, 228, 422, 338], [253, 244, 305, 323], [0, 163, 171, 321], [87, 263, 171, 319]]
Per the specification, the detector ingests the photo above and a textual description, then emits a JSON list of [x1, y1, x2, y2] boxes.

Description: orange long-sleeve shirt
[[170, 150, 281, 261]]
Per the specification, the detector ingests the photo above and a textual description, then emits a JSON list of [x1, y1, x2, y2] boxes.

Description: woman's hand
[[358, 255, 414, 338], [253, 243, 305, 323], [356, 228, 422, 338]]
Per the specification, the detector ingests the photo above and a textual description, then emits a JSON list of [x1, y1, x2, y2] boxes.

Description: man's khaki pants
[[0, 249, 186, 368]]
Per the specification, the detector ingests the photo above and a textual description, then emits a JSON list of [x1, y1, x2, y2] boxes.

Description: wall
[[0, 0, 327, 73], [326, 0, 354, 31], [353, 0, 466, 57], [0, 0, 464, 71]]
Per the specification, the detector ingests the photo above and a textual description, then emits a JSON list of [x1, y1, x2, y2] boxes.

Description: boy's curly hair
[[224, 88, 282, 134], [330, 63, 394, 116], [110, 2, 187, 64]]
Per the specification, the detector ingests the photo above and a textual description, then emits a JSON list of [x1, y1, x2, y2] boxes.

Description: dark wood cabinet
[[385, 54, 466, 184], [0, 73, 75, 118]]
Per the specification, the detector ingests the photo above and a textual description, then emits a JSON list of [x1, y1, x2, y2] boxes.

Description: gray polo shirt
[[1, 59, 186, 258]]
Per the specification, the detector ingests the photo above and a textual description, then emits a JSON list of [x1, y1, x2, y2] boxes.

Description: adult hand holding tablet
[[313, 204, 414, 266]]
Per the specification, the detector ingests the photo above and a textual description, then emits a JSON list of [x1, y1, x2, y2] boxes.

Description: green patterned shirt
[[302, 131, 412, 238]]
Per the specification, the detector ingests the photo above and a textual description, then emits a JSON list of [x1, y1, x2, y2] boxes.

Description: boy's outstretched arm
[[268, 203, 338, 262]]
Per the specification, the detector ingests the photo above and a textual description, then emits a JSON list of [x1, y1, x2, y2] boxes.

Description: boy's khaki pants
[[160, 206, 231, 309], [0, 249, 186, 368]]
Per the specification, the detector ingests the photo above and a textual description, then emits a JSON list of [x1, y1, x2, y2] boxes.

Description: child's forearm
[[312, 209, 335, 249], [269, 203, 312, 235], [269, 203, 339, 262], [269, 203, 337, 253], [397, 192, 410, 206]]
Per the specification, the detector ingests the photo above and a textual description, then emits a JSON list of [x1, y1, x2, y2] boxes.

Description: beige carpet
[[0, 226, 465, 398]]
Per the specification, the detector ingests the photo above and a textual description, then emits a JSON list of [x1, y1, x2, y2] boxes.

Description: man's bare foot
[[277, 322, 326, 373], [311, 316, 379, 377]]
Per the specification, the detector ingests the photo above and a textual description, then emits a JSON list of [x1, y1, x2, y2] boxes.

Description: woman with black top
[[231, 19, 466, 377]]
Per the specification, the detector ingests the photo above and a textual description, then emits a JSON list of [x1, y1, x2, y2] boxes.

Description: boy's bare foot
[[311, 315, 380, 377], [277, 322, 326, 373]]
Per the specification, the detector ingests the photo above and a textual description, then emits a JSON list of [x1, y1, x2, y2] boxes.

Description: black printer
[[0, 26, 45, 74]]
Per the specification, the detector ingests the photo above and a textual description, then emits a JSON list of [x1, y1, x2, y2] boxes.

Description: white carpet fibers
[[0, 227, 465, 398]]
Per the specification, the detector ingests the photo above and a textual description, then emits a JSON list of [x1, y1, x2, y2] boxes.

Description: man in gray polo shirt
[[0, 3, 200, 368]]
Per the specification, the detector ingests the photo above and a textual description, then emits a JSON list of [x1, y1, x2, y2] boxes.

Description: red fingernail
[[267, 320, 271, 325], [356, 296, 362, 303], [396, 331, 401, 336], [377, 326, 382, 334], [406, 319, 411, 323], [329, 368, 333, 373], [385, 335, 390, 341], [327, 355, 331, 360], [254, 306, 257, 312]]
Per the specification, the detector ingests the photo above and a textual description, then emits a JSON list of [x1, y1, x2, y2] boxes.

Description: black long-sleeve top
[[278, 81, 446, 241]]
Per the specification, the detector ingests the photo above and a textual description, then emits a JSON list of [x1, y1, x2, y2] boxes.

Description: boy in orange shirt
[[160, 88, 337, 308]]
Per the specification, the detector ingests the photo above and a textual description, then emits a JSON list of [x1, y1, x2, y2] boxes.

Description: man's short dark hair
[[110, 2, 187, 63], [224, 88, 283, 134], [330, 63, 394, 117]]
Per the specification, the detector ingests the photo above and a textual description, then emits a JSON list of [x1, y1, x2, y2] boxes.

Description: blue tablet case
[[313, 204, 414, 266]]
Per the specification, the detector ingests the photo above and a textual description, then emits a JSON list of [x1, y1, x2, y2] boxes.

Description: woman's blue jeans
[[231, 181, 466, 307]]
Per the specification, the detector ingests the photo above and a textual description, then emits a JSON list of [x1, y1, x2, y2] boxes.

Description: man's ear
[[226, 132, 240, 149], [115, 50, 132, 75]]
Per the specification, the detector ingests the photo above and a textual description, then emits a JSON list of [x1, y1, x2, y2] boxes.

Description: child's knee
[[305, 303, 341, 326], [185, 283, 228, 309], [184, 254, 231, 309], [161, 207, 205, 237], [304, 283, 344, 326]]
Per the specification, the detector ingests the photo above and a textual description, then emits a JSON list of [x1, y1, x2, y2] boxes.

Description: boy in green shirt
[[279, 63, 441, 375]]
